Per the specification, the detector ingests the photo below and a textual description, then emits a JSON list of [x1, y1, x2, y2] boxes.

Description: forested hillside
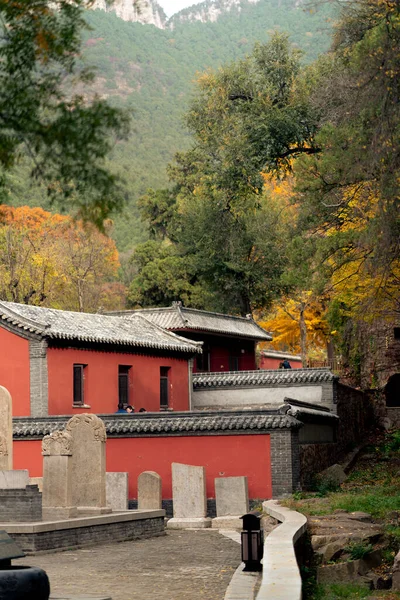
[[5, 0, 334, 251]]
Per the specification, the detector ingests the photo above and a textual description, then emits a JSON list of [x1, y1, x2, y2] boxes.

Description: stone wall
[[0, 485, 42, 522], [192, 369, 337, 413], [7, 515, 165, 554], [299, 384, 374, 488], [341, 318, 400, 389]]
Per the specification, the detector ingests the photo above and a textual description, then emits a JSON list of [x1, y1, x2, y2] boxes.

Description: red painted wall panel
[[47, 348, 190, 415], [260, 357, 303, 370], [0, 328, 30, 416], [14, 434, 272, 499]]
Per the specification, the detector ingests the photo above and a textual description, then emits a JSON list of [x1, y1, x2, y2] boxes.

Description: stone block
[[211, 515, 243, 529], [138, 471, 162, 510], [171, 463, 207, 519], [215, 476, 249, 517], [0, 470, 29, 489], [106, 472, 129, 511], [0, 386, 13, 470], [167, 517, 211, 529]]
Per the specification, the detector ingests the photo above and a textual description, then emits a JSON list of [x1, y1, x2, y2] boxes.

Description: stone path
[[15, 530, 241, 600]]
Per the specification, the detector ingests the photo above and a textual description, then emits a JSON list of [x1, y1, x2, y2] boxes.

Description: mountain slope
[[6, 0, 336, 251]]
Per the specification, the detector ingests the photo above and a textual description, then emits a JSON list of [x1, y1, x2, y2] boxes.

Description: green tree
[[0, 0, 130, 226], [294, 0, 400, 321]]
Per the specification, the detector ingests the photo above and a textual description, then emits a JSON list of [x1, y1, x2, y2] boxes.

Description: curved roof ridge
[[0, 301, 48, 334], [134, 313, 203, 348]]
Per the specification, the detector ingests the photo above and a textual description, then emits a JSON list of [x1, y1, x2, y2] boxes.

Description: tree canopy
[[0, 0, 130, 226]]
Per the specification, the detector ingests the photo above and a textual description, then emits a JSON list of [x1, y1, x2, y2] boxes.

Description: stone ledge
[[0, 509, 165, 534], [256, 500, 307, 600]]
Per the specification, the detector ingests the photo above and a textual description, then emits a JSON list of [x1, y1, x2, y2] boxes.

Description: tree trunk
[[299, 303, 308, 366]]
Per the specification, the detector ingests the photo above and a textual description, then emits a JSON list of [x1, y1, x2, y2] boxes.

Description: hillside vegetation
[[5, 0, 335, 250]]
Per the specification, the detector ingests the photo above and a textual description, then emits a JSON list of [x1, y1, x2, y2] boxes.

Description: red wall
[[188, 333, 256, 373], [0, 328, 30, 416], [14, 434, 272, 499], [47, 347, 190, 415], [260, 356, 303, 370]]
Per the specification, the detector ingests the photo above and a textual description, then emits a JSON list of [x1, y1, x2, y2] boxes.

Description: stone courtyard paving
[[15, 530, 241, 600]]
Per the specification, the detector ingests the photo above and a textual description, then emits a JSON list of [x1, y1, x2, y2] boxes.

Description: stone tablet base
[[0, 485, 42, 522], [1, 510, 165, 554], [211, 516, 243, 530], [43, 507, 78, 520], [76, 507, 112, 516], [167, 517, 211, 529]]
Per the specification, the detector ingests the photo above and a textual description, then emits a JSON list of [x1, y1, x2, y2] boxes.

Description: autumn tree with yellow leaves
[[0, 206, 125, 312]]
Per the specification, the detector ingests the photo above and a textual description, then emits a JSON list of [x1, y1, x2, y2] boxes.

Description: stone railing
[[257, 500, 307, 600]]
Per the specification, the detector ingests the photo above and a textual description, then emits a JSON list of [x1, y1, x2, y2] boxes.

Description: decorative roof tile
[[109, 303, 272, 341], [13, 410, 300, 439], [0, 301, 202, 354], [193, 368, 337, 388]]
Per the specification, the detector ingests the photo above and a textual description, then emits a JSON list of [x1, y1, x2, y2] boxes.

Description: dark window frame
[[118, 365, 131, 406], [160, 366, 170, 410], [73, 364, 87, 406]]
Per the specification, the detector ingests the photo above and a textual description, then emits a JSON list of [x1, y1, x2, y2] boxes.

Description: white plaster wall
[[193, 385, 323, 408]]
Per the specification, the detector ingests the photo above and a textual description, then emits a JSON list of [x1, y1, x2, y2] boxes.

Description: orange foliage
[[0, 205, 126, 311]]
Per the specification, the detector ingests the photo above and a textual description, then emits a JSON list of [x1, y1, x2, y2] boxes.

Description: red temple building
[[0, 301, 201, 417], [111, 302, 272, 373]]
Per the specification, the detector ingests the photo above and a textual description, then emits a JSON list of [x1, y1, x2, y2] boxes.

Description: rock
[[317, 464, 347, 487], [308, 515, 383, 545], [380, 417, 392, 430], [315, 540, 347, 563], [346, 511, 373, 522], [311, 534, 351, 551], [317, 560, 361, 584], [359, 549, 383, 571], [392, 550, 400, 591]]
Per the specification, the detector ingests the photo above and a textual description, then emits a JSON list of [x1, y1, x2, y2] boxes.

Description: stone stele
[[167, 463, 211, 529], [0, 470, 29, 489], [65, 414, 110, 514], [0, 386, 13, 470], [138, 471, 162, 510], [212, 476, 249, 529], [106, 472, 129, 511], [42, 430, 77, 519]]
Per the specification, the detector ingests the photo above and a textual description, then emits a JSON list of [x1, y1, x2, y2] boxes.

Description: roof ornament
[[246, 314, 252, 320], [173, 300, 189, 326]]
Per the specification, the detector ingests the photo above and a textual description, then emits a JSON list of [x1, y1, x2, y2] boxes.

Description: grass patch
[[311, 583, 371, 599], [310, 583, 400, 599]]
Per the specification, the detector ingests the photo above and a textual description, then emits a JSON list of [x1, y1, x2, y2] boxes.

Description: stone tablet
[[215, 476, 249, 516], [0, 386, 12, 470], [66, 414, 110, 514], [138, 471, 162, 510], [42, 430, 77, 519], [0, 470, 29, 489], [167, 463, 211, 529], [106, 472, 129, 511]]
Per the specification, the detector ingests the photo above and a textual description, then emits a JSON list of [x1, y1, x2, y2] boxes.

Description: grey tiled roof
[[280, 399, 339, 421], [0, 301, 202, 354], [110, 304, 272, 341], [193, 368, 337, 388], [13, 410, 300, 438]]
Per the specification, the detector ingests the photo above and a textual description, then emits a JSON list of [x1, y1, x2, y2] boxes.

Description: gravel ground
[[15, 530, 241, 600]]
